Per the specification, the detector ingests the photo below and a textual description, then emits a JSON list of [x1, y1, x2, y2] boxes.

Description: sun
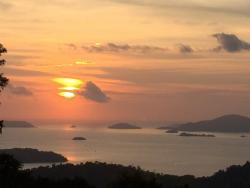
[[53, 77, 83, 99], [54, 78, 83, 88]]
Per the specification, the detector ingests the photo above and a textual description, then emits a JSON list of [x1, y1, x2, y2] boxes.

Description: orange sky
[[1, 0, 250, 123]]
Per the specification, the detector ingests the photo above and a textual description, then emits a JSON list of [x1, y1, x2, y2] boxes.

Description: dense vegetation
[[1, 154, 250, 188]]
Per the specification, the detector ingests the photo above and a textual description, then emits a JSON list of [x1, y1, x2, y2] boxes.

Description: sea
[[0, 126, 250, 177]]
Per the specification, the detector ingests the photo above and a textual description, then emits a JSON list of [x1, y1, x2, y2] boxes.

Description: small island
[[179, 132, 215, 137], [108, 123, 141, 129], [3, 121, 35, 128], [0, 148, 67, 163], [72, 137, 87, 141], [166, 129, 179, 133]]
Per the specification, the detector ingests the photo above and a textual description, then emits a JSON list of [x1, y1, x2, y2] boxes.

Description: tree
[[0, 43, 9, 134]]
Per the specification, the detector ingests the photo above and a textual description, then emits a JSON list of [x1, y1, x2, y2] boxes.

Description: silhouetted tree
[[0, 43, 9, 134], [110, 171, 162, 188]]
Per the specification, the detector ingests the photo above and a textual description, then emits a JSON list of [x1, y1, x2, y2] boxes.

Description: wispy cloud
[[82, 43, 169, 56]]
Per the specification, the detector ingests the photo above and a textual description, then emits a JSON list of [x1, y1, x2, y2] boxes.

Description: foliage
[[0, 43, 8, 91]]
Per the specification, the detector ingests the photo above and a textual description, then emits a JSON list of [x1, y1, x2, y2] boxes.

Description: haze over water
[[1, 126, 250, 177]]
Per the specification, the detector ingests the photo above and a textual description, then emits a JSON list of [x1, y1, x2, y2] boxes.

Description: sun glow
[[54, 78, 83, 99], [59, 91, 76, 99]]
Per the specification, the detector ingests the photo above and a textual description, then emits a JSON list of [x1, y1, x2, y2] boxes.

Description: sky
[[1, 0, 250, 123]]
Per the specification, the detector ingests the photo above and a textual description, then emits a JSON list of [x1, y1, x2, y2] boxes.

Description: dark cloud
[[213, 33, 250, 52], [177, 44, 193, 53], [79, 81, 110, 103], [82, 43, 168, 55], [7, 84, 33, 96]]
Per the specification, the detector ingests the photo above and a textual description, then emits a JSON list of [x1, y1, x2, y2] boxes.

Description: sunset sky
[[1, 0, 250, 123]]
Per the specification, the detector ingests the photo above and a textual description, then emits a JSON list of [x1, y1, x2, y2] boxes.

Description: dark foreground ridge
[[0, 148, 67, 163], [1, 154, 250, 188], [109, 123, 141, 129], [159, 114, 250, 133]]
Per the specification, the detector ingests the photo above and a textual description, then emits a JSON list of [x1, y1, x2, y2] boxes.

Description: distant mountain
[[109, 123, 141, 129], [0, 148, 67, 163], [163, 114, 250, 133], [3, 121, 35, 128]]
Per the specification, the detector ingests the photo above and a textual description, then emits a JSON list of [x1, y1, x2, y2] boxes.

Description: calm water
[[0, 126, 250, 177]]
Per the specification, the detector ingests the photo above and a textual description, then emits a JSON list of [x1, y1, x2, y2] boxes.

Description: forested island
[[73, 137, 87, 141], [109, 123, 141, 129]]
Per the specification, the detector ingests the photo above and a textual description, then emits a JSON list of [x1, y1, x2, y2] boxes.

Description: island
[[71, 125, 77, 128], [0, 148, 67, 163], [72, 137, 87, 141], [108, 123, 141, 129], [166, 129, 179, 133], [160, 114, 250, 133], [3, 121, 35, 128], [179, 132, 215, 137]]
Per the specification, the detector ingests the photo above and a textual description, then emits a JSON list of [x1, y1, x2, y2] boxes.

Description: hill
[[3, 121, 35, 128], [160, 114, 250, 133]]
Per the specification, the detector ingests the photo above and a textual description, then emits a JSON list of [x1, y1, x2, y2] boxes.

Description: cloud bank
[[79, 81, 110, 103], [82, 43, 169, 55]]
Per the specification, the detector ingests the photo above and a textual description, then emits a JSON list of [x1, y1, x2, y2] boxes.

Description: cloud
[[82, 43, 169, 56], [177, 44, 193, 53], [212, 33, 250, 52], [7, 84, 33, 96], [79, 81, 110, 103]]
